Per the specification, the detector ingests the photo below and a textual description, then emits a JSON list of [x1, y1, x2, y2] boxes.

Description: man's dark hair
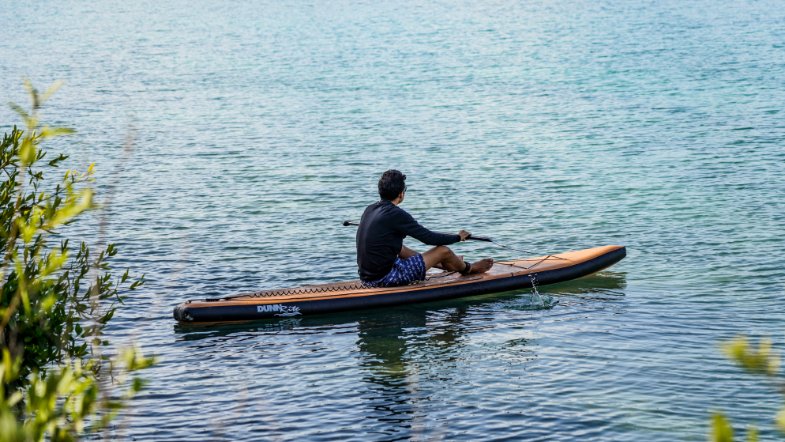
[[378, 169, 407, 201]]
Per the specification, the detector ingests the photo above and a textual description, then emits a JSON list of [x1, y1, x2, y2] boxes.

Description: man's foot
[[468, 258, 494, 274]]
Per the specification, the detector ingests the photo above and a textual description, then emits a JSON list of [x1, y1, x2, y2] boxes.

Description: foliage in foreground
[[710, 336, 784, 442], [0, 81, 153, 441]]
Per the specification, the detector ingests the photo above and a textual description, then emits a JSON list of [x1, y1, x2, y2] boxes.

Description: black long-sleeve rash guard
[[356, 200, 460, 281]]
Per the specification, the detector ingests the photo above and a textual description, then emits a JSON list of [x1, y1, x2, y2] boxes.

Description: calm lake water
[[2, 0, 785, 440]]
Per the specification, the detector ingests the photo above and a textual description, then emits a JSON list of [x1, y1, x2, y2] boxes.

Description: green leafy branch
[[710, 336, 785, 441], [1, 80, 153, 441]]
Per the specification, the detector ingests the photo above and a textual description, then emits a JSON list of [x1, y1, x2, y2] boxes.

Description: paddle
[[342, 220, 493, 242]]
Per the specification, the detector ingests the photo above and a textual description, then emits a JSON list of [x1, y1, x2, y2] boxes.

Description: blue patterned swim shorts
[[364, 254, 426, 288]]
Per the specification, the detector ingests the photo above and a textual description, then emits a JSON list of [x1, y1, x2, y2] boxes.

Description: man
[[357, 170, 493, 287]]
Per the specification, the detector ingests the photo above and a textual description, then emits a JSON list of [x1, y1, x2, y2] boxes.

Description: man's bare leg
[[401, 245, 451, 270], [422, 246, 493, 274]]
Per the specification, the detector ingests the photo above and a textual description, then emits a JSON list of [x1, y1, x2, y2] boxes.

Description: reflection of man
[[357, 170, 493, 288]]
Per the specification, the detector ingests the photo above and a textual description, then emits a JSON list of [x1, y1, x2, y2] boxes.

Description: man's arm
[[396, 209, 461, 245]]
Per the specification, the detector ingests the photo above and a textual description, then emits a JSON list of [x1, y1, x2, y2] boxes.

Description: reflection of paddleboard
[[173, 245, 626, 323]]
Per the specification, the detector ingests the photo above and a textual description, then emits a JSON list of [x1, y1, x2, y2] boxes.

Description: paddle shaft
[[342, 220, 492, 242]]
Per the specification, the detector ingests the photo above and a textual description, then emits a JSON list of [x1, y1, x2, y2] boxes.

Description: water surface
[[2, 0, 784, 440]]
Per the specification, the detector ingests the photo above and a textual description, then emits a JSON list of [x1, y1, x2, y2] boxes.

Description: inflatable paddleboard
[[173, 245, 625, 323]]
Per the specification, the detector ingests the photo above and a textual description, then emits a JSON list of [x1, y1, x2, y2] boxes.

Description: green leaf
[[39, 249, 69, 278], [41, 294, 56, 312], [17, 217, 38, 243], [19, 136, 37, 166], [776, 408, 785, 433], [14, 259, 31, 316], [747, 426, 758, 442], [22, 78, 36, 97], [7, 391, 24, 407], [131, 377, 147, 392], [23, 78, 40, 110], [8, 101, 30, 121], [722, 336, 780, 376], [39, 126, 76, 139], [48, 153, 69, 167], [711, 413, 734, 442], [43, 188, 94, 229], [40, 80, 64, 103]]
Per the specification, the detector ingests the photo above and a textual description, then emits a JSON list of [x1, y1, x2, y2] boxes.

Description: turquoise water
[[2, 0, 785, 440]]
